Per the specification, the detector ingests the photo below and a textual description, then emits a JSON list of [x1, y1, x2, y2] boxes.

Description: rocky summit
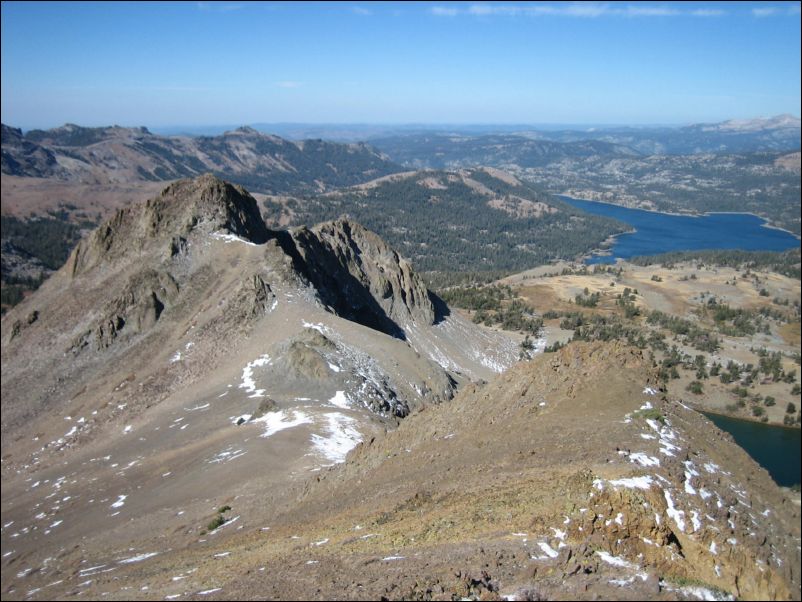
[[1, 175, 799, 601], [0, 174, 517, 598]]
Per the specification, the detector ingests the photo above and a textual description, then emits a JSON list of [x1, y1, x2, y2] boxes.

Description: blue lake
[[702, 412, 800, 487], [560, 196, 800, 263]]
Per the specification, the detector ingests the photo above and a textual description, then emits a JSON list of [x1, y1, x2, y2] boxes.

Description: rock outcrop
[[289, 341, 800, 601], [0, 174, 521, 602], [67, 174, 271, 275], [0, 124, 61, 177], [288, 218, 437, 338]]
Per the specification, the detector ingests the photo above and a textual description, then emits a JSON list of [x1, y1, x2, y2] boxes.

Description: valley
[[371, 124, 802, 236], [3, 3, 800, 599], [1, 119, 800, 602]]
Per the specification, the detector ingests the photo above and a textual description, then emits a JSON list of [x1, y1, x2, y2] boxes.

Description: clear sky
[[1, 1, 800, 129]]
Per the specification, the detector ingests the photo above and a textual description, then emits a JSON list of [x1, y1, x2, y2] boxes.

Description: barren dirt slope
[[0, 175, 517, 600], [3, 341, 798, 600]]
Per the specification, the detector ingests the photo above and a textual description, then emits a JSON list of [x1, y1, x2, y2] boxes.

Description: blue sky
[[1, 1, 800, 128]]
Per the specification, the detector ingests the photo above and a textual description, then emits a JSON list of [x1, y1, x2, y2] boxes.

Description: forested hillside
[[264, 168, 626, 277]]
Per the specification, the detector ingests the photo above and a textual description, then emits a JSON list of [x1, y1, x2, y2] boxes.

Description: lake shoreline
[[700, 409, 801, 487], [698, 406, 801, 431], [561, 195, 801, 263], [561, 194, 802, 240]]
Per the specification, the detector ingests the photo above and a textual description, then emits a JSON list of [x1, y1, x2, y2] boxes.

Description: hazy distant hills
[[363, 116, 801, 236], [534, 114, 802, 155], [368, 134, 640, 169], [370, 115, 801, 168], [1, 123, 401, 195]]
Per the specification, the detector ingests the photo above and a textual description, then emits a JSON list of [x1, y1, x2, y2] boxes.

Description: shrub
[[686, 381, 704, 395], [635, 408, 665, 424], [206, 505, 231, 531], [207, 514, 227, 531]]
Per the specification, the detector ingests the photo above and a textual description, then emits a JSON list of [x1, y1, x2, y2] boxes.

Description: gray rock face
[[1, 124, 62, 177], [70, 269, 179, 352], [288, 218, 437, 339], [67, 174, 271, 275], [12, 173, 442, 363]]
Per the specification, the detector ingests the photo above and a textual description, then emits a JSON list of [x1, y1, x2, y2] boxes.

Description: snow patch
[[684, 473, 698, 496], [118, 552, 158, 564], [664, 491, 686, 532], [211, 231, 257, 246], [328, 391, 351, 409], [596, 550, 636, 569], [608, 476, 654, 490], [253, 410, 312, 438], [310, 412, 362, 464], [239, 354, 271, 397], [208, 446, 248, 464], [629, 453, 660, 467], [537, 542, 559, 559]]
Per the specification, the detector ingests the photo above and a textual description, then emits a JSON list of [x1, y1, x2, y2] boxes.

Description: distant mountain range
[[1, 123, 400, 195], [527, 114, 801, 155], [147, 115, 800, 146], [369, 115, 801, 167], [368, 135, 640, 170]]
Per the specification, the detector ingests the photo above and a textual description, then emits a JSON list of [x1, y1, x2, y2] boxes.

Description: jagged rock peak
[[290, 217, 437, 337], [68, 173, 271, 276], [228, 125, 260, 135], [1, 123, 23, 141]]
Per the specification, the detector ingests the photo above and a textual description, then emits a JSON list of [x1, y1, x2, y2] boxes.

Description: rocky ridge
[[3, 174, 503, 430], [1, 123, 401, 194], [1, 124, 62, 178], [3, 341, 796, 600], [0, 174, 518, 600], [2, 175, 797, 600], [217, 341, 800, 600]]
